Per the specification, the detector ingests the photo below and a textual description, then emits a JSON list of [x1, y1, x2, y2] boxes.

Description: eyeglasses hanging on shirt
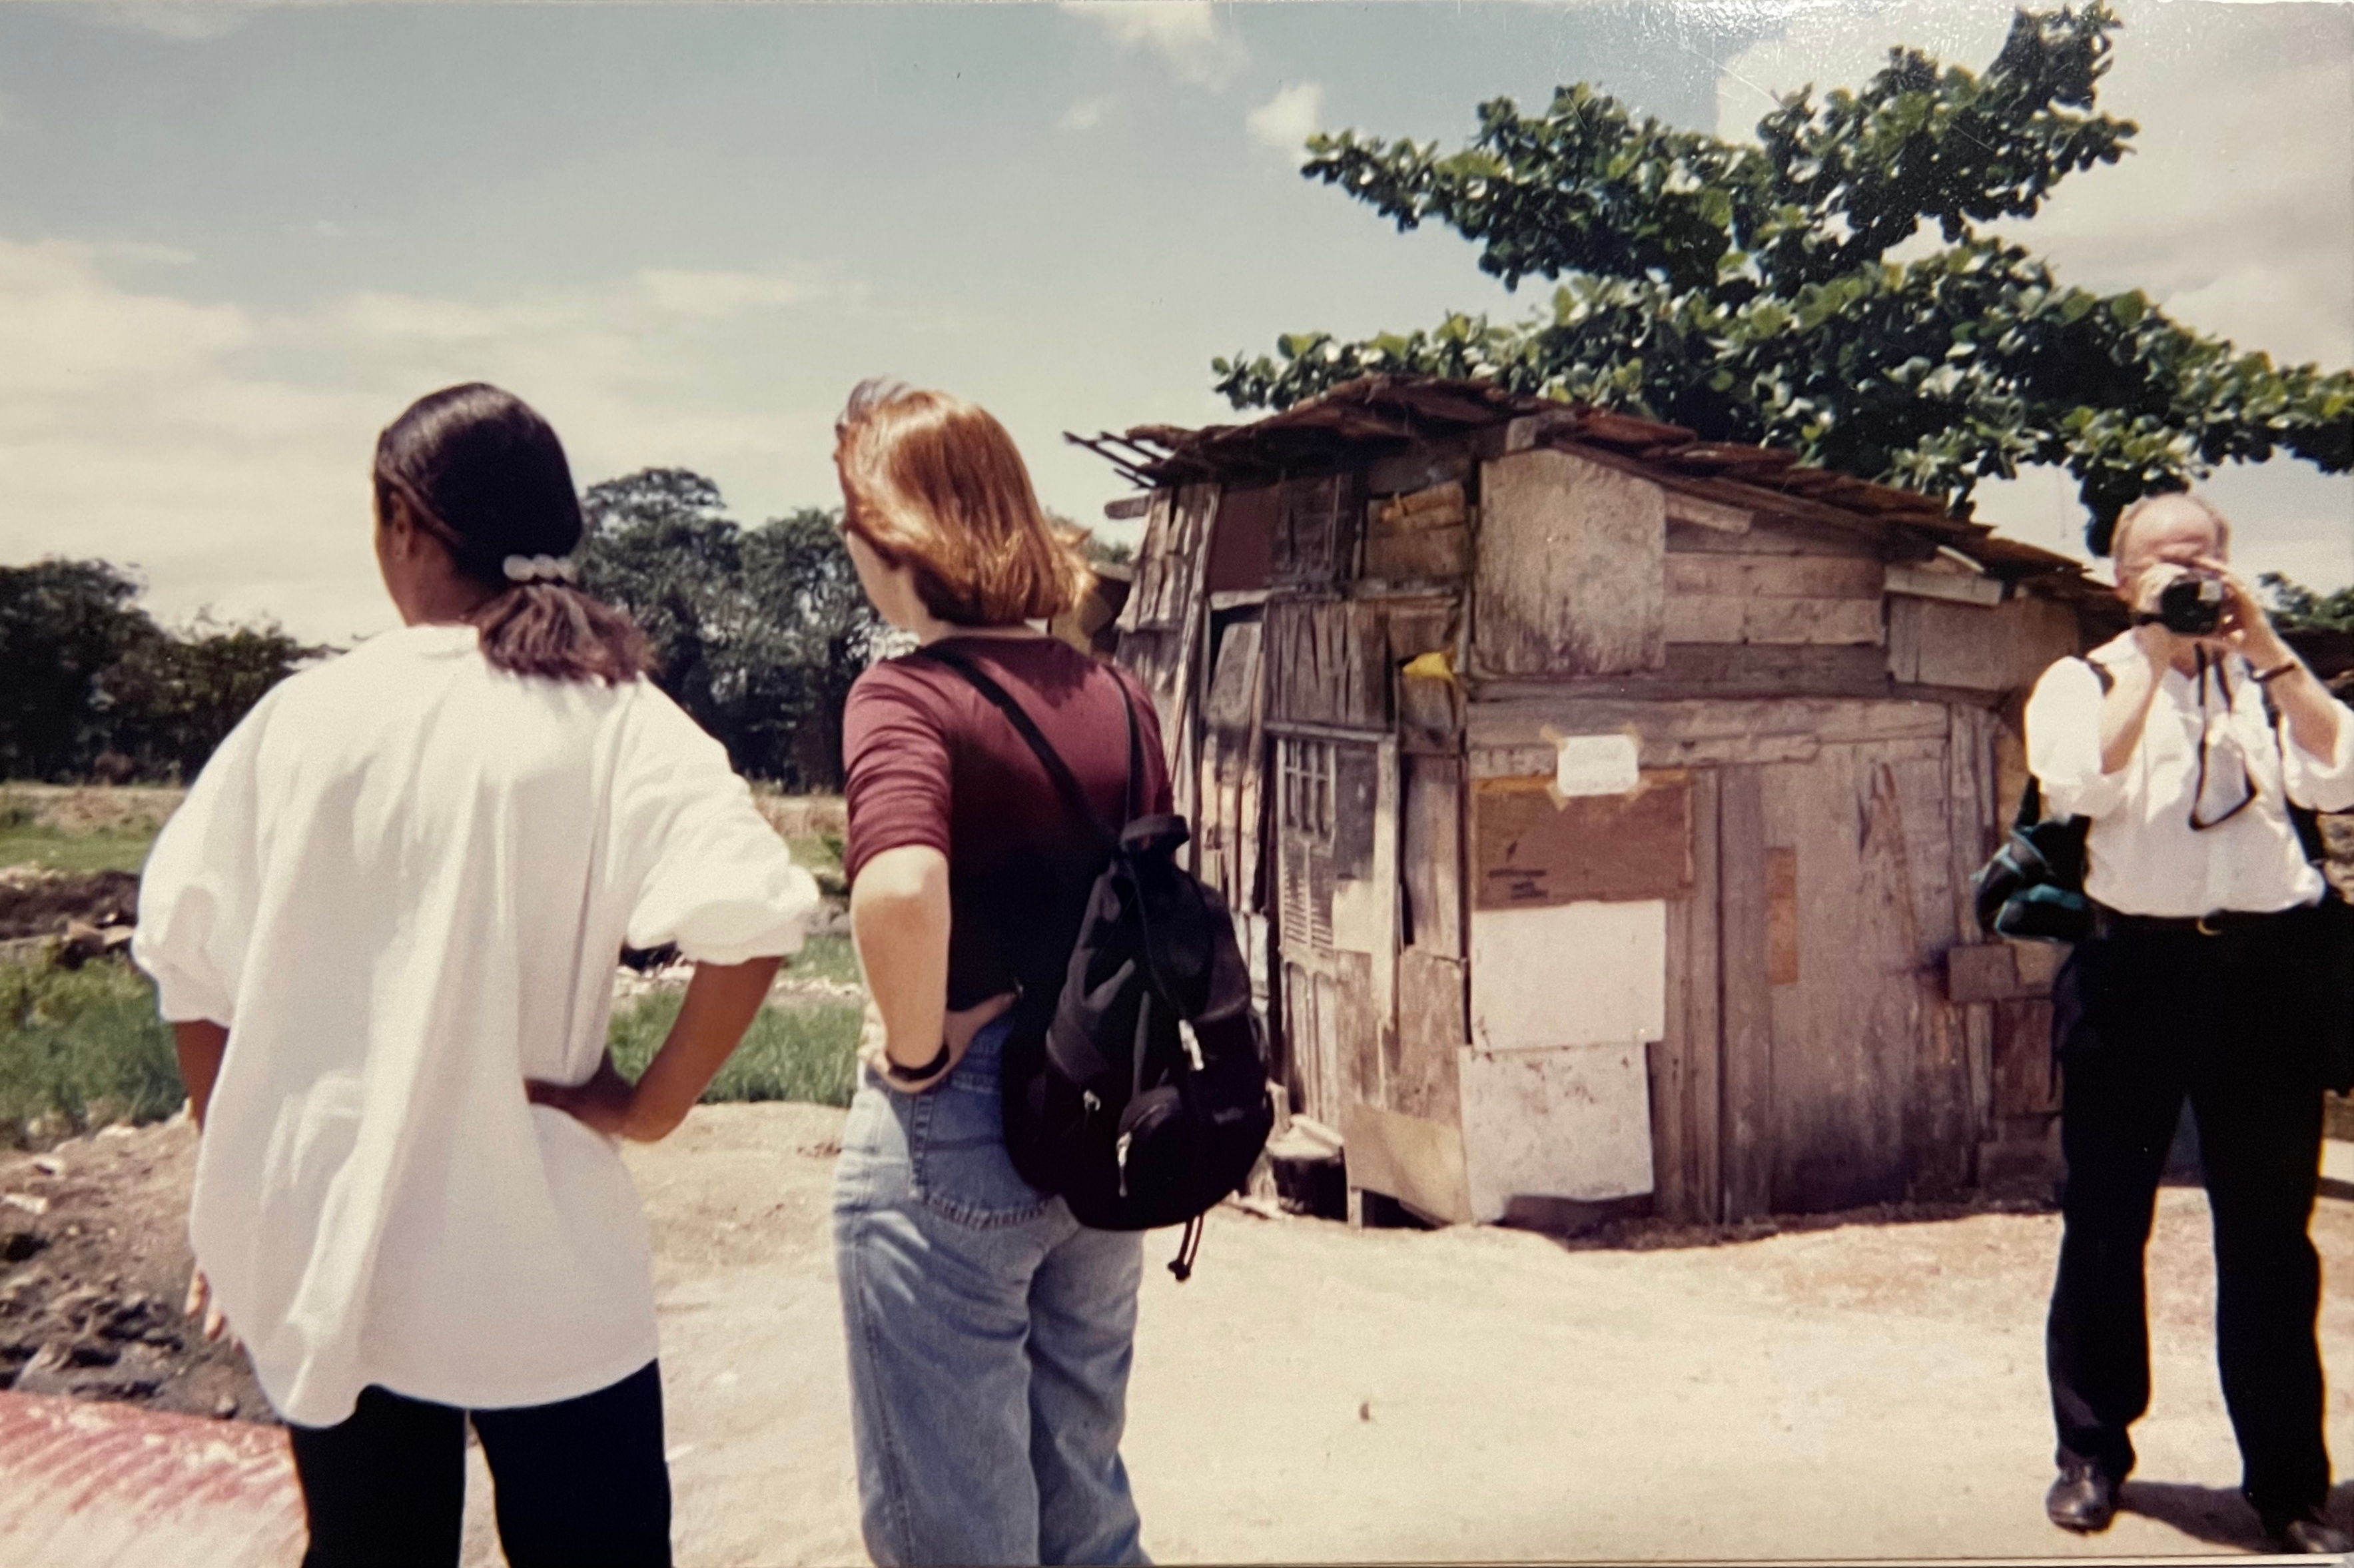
[[2189, 646, 2258, 831]]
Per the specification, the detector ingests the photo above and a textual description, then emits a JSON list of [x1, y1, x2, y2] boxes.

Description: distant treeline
[[1, 469, 887, 791]]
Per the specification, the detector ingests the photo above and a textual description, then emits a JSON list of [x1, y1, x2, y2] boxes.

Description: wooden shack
[[1072, 376, 2122, 1227]]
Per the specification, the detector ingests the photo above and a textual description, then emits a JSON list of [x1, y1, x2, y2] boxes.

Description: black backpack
[[917, 645, 1275, 1280], [1973, 661, 2114, 944]]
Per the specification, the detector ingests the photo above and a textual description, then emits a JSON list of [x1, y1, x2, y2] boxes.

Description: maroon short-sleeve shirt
[[842, 635, 1173, 1010]]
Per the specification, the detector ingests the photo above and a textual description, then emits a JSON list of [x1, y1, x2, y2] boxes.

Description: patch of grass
[[608, 990, 864, 1109], [785, 832, 848, 899], [0, 958, 182, 1146], [786, 932, 862, 987], [0, 825, 157, 875]]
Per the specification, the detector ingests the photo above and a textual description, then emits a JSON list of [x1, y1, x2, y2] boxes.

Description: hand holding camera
[[2130, 558, 2290, 669]]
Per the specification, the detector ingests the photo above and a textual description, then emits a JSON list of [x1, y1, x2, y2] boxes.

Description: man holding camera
[[2023, 491, 2354, 1552]]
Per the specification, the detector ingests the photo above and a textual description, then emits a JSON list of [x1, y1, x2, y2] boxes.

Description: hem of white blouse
[[260, 1331, 664, 1428]]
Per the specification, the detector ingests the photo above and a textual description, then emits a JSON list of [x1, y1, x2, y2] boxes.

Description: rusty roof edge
[[1081, 374, 2106, 597]]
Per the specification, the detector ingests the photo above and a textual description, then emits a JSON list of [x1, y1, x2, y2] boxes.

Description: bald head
[[2112, 492, 2230, 597]]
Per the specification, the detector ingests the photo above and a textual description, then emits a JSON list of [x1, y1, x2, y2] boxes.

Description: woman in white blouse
[[134, 383, 819, 1568]]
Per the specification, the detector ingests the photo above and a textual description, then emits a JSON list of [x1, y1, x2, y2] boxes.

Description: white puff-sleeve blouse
[[133, 624, 819, 1427]]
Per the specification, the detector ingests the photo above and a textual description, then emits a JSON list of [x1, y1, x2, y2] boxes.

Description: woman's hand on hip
[[947, 991, 1016, 1051], [526, 1052, 641, 1138]]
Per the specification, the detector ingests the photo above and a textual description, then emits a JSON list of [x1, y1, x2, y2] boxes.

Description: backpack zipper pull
[[1083, 1089, 1102, 1115], [1115, 1130, 1132, 1198]]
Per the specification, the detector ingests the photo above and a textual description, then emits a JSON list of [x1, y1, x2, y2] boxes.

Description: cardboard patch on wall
[[1472, 771, 1693, 909], [1765, 846, 1799, 986], [1469, 899, 1667, 1053]]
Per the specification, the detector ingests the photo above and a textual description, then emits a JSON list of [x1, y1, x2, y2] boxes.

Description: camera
[[2151, 570, 2226, 636]]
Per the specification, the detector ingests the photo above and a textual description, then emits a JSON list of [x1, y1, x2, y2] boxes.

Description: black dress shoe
[[2046, 1459, 2119, 1533], [2263, 1509, 2354, 1555]]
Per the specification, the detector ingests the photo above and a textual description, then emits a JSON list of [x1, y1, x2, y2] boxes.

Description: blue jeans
[[831, 1019, 1148, 1567]]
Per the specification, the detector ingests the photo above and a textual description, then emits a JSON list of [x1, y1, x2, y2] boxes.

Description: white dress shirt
[[133, 624, 819, 1426], [2024, 631, 2354, 919]]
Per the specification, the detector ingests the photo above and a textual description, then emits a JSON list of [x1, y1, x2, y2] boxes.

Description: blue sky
[[0, 0, 2346, 641]]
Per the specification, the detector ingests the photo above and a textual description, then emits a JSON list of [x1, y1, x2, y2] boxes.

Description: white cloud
[[0, 238, 848, 639], [1061, 2, 1246, 89], [1058, 95, 1114, 133], [635, 269, 826, 318], [1246, 81, 1325, 156], [73, 2, 262, 41]]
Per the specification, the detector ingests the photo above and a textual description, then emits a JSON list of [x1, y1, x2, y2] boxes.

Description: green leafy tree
[[580, 471, 881, 789], [2261, 574, 2354, 635], [101, 619, 326, 783], [1213, 3, 2354, 551], [0, 560, 321, 783], [0, 561, 159, 781]]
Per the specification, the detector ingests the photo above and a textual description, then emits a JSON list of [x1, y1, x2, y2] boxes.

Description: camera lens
[[2157, 575, 2225, 636]]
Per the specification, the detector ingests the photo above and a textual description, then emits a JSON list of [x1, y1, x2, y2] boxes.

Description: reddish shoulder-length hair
[[833, 380, 1092, 627]]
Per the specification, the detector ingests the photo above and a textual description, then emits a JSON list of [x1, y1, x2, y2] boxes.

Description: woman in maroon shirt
[[829, 380, 1170, 1567]]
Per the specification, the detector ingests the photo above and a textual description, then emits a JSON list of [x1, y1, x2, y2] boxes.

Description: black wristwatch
[[881, 1038, 953, 1087]]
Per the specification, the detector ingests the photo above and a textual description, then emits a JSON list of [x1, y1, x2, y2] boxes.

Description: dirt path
[[438, 1104, 2354, 1563]]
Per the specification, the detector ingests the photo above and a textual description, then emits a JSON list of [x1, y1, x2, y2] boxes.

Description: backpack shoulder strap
[[2016, 776, 2044, 831], [913, 643, 1139, 851]]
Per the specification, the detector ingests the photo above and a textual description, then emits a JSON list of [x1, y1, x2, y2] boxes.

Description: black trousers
[[2046, 912, 2332, 1519], [286, 1360, 673, 1568]]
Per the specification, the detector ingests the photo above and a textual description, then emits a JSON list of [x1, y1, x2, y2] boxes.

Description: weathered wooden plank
[[1891, 593, 2087, 693], [1202, 620, 1262, 733], [1946, 944, 2018, 1005], [1475, 447, 1666, 677], [1718, 764, 1774, 1221], [1667, 514, 1872, 558], [1948, 705, 2000, 1145], [1340, 1102, 1473, 1225], [1369, 735, 1399, 1079], [1366, 446, 1473, 498], [1663, 491, 1752, 534], [1197, 620, 1266, 914], [1402, 756, 1463, 958], [1114, 490, 1178, 635], [1310, 963, 1345, 1125], [1886, 563, 2002, 606], [1471, 773, 1695, 909], [1272, 472, 1361, 588], [1467, 696, 1951, 754], [1394, 947, 1466, 1124], [1666, 556, 1885, 599], [1364, 526, 1469, 583], [1335, 949, 1380, 1112], [1992, 998, 2060, 1116], [1385, 603, 1455, 663], [1665, 595, 1885, 647], [1398, 673, 1459, 749], [1266, 597, 1388, 729], [1685, 768, 1723, 1222]]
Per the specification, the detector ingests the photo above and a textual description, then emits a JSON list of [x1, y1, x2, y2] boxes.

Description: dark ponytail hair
[[372, 383, 651, 684]]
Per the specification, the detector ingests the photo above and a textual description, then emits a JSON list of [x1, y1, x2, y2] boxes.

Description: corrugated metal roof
[[1070, 374, 2109, 601]]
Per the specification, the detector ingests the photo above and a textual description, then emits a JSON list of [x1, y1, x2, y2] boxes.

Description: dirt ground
[[452, 1102, 2351, 1565], [5, 1104, 2349, 1563], [0, 1118, 270, 1423]]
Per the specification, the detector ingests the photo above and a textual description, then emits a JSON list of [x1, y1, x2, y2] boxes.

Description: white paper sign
[[1552, 731, 1639, 798]]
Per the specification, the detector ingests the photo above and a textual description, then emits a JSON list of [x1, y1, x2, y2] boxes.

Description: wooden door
[[1719, 736, 1973, 1214]]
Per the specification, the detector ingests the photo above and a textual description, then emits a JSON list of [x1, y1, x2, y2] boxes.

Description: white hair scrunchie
[[501, 554, 579, 586]]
